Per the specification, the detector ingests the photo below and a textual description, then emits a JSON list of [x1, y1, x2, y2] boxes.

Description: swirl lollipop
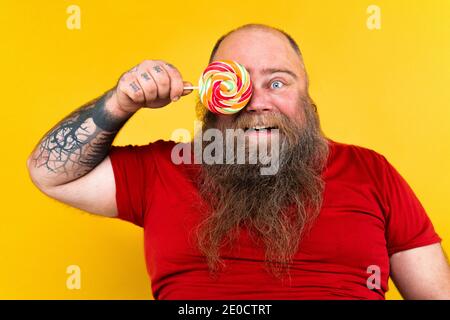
[[185, 60, 253, 115]]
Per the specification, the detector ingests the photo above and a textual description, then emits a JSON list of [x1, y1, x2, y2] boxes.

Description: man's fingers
[[182, 81, 194, 96], [115, 60, 195, 112], [135, 66, 158, 106], [118, 72, 145, 105], [161, 62, 185, 101], [146, 62, 171, 100]]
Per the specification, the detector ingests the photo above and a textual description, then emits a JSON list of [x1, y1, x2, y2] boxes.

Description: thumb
[[182, 81, 195, 96]]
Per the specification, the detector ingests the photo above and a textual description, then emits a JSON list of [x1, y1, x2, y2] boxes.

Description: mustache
[[234, 112, 282, 129], [220, 111, 303, 145], [231, 112, 284, 129]]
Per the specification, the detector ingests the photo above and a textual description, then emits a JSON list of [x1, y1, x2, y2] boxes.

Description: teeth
[[244, 125, 277, 131]]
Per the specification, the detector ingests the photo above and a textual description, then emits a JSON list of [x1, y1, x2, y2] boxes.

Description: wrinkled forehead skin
[[211, 26, 308, 94]]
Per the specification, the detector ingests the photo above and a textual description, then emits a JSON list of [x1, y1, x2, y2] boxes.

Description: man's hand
[[114, 60, 193, 114], [27, 59, 193, 217]]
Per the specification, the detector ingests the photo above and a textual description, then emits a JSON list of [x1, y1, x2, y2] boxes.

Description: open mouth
[[244, 125, 279, 133]]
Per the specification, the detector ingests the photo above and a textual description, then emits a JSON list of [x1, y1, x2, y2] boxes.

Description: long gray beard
[[193, 96, 329, 279]]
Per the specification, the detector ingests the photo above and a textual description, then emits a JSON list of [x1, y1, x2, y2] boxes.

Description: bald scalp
[[209, 24, 305, 66]]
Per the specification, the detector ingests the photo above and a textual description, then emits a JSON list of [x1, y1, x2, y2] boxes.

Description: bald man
[[27, 24, 450, 300]]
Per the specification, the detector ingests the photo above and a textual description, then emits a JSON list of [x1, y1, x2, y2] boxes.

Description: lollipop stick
[[184, 86, 198, 90]]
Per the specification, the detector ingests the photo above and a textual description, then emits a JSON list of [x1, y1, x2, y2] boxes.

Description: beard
[[192, 95, 329, 279]]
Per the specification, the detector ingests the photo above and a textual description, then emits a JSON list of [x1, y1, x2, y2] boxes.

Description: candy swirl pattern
[[198, 60, 253, 115]]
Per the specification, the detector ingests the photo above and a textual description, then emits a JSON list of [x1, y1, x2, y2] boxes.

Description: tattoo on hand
[[140, 72, 151, 81], [130, 82, 140, 92], [153, 65, 163, 73]]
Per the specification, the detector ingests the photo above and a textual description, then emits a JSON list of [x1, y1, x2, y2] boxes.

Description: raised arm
[[26, 60, 192, 217]]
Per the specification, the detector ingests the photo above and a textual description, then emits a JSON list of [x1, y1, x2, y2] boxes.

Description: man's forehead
[[219, 27, 289, 45], [212, 55, 302, 80], [212, 28, 303, 75], [213, 55, 296, 72], [245, 67, 298, 79]]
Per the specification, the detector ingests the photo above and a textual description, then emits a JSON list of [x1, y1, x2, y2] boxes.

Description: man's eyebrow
[[260, 68, 298, 79]]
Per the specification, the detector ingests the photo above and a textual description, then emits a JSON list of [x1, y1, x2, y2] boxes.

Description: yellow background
[[1, 0, 449, 299]]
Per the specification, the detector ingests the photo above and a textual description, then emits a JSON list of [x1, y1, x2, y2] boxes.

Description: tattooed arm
[[27, 60, 193, 217], [28, 91, 131, 187], [26, 90, 133, 216]]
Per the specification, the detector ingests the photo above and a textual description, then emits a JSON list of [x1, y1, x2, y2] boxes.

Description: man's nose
[[244, 86, 273, 113]]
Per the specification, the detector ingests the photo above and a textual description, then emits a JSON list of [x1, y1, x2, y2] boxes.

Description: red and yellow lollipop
[[185, 60, 253, 115]]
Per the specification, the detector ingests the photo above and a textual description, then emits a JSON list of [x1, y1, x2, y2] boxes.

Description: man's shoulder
[[328, 138, 386, 159], [326, 138, 389, 172], [111, 139, 176, 153], [149, 139, 178, 152], [109, 139, 179, 164]]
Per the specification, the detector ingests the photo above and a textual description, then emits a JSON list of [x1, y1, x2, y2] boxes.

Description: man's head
[[194, 24, 329, 279], [200, 24, 311, 133]]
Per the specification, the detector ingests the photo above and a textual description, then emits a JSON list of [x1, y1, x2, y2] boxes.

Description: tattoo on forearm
[[32, 91, 130, 179]]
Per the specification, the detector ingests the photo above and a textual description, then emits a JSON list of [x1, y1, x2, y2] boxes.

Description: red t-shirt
[[109, 138, 441, 300]]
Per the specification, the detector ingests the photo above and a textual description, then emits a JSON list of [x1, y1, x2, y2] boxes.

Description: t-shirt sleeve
[[379, 155, 442, 256], [108, 143, 156, 227]]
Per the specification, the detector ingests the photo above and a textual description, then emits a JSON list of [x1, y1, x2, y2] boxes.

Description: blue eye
[[270, 80, 284, 89]]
